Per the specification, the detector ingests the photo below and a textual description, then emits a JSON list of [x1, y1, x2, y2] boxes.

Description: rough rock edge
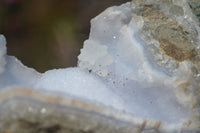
[[0, 88, 199, 133], [0, 35, 7, 74]]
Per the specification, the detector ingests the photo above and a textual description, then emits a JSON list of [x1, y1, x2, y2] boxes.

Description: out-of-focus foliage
[[0, 0, 129, 72]]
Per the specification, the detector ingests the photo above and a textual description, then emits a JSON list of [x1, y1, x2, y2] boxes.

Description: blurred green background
[[0, 0, 129, 72]]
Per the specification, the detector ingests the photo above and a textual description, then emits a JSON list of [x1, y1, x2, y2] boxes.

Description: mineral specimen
[[0, 0, 200, 133]]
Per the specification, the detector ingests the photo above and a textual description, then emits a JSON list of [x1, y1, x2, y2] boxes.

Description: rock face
[[0, 0, 200, 133], [78, 0, 200, 132]]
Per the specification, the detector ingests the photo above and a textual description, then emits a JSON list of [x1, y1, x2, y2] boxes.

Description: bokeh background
[[0, 0, 129, 72]]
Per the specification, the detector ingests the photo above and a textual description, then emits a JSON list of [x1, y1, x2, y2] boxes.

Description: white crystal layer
[[34, 68, 124, 111], [0, 56, 41, 89]]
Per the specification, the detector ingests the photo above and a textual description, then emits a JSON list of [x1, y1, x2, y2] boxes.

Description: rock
[[78, 0, 200, 132], [0, 0, 200, 132]]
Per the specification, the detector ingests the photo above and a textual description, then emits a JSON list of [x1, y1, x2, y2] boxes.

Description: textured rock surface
[[0, 89, 138, 133], [78, 0, 200, 132], [0, 0, 200, 133]]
